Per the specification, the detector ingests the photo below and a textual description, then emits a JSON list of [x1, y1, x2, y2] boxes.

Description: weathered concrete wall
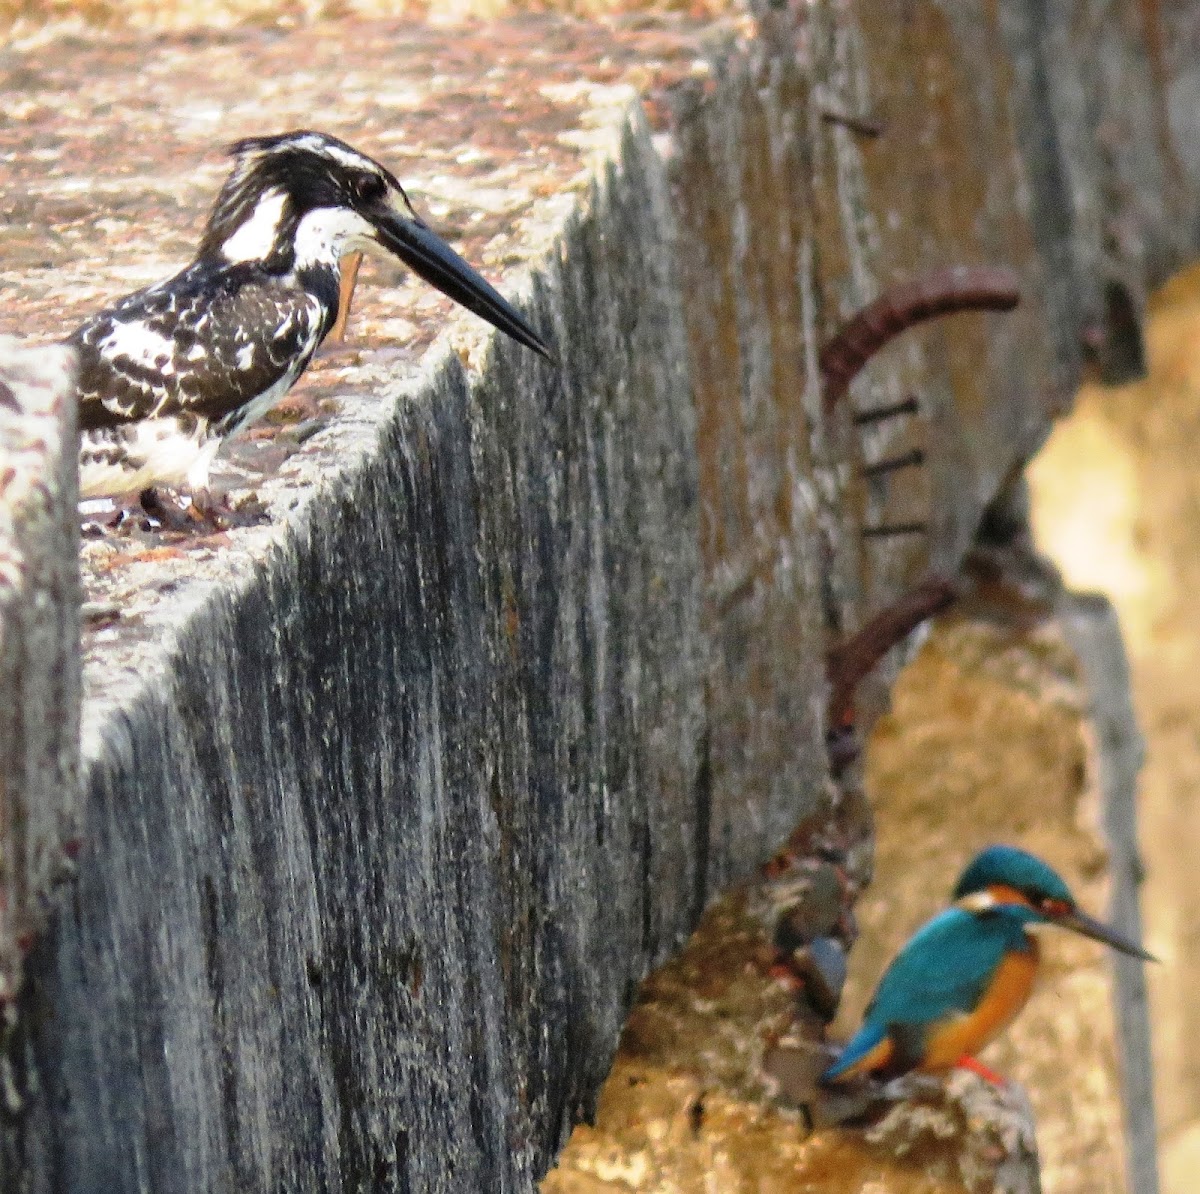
[[998, 0, 1195, 384], [12, 126, 711, 1191], [0, 1, 1194, 1190], [0, 338, 78, 1015]]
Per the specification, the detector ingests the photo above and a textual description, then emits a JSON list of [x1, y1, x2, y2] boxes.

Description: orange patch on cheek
[[988, 883, 1035, 909]]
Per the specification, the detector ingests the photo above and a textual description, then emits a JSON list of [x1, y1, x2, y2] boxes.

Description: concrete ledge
[[0, 3, 1193, 1190]]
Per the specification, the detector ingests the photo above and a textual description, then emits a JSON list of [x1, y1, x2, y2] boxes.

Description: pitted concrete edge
[[0, 336, 78, 1013], [13, 111, 713, 1194]]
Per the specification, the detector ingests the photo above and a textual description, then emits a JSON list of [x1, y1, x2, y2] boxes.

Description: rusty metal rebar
[[862, 448, 925, 478], [820, 266, 1021, 414], [852, 395, 919, 426], [826, 577, 958, 727], [861, 521, 928, 538], [820, 108, 886, 139]]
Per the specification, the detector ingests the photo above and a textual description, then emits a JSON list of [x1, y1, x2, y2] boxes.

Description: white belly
[[79, 418, 220, 498]]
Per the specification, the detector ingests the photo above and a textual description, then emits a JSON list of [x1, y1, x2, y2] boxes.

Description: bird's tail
[[821, 1023, 893, 1084]]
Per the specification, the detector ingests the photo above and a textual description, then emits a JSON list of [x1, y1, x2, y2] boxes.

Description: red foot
[[955, 1055, 1007, 1086]]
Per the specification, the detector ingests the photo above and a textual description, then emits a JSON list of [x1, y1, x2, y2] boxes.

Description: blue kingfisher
[[71, 130, 552, 515]]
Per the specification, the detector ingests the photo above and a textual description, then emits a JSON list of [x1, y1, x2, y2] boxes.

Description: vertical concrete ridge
[[0, 337, 79, 1020], [1062, 594, 1158, 1194]]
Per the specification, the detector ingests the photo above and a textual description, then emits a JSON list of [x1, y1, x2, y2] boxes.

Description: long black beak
[[372, 210, 554, 362], [1056, 907, 1157, 962]]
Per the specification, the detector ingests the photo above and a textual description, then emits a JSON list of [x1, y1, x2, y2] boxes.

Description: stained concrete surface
[[0, 337, 78, 1014], [542, 877, 1042, 1193], [541, 604, 1136, 1194], [852, 614, 1134, 1194]]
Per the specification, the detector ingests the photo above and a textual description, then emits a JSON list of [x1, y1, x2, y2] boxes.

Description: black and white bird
[[71, 130, 552, 508]]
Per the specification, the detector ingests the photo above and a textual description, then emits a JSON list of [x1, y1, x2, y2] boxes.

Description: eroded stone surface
[[542, 778, 1041, 1194], [0, 336, 78, 1015], [852, 615, 1130, 1194]]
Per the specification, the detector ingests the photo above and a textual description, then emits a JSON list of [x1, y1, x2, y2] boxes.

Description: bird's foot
[[139, 488, 204, 533], [954, 1055, 1007, 1086], [81, 495, 157, 537], [328, 249, 362, 344], [199, 490, 269, 529], [316, 250, 363, 360], [139, 487, 269, 533], [767, 959, 805, 992]]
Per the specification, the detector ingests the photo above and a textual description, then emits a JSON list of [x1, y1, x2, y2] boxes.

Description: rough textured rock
[[0, 1, 1191, 1189], [852, 609, 1139, 1194], [1061, 594, 1157, 1194], [543, 815, 1042, 1194], [0, 337, 78, 1019]]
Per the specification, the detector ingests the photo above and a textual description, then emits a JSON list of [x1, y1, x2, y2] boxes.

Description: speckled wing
[[71, 264, 328, 434]]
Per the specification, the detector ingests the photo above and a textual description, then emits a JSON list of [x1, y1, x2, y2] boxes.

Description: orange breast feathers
[[919, 939, 1040, 1071]]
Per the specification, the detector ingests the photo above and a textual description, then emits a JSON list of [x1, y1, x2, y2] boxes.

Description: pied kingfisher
[[71, 130, 552, 511]]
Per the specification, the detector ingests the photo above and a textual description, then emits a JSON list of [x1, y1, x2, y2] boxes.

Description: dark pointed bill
[[373, 212, 554, 362], [1056, 907, 1157, 962]]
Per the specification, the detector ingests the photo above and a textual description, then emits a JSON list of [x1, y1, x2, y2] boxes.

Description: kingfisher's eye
[[352, 174, 386, 205]]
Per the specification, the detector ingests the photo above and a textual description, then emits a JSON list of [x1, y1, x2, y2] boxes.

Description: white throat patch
[[292, 207, 376, 270], [957, 890, 999, 913], [222, 188, 290, 263]]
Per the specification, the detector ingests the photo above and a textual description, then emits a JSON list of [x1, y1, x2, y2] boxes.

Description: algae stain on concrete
[[1028, 262, 1200, 1194]]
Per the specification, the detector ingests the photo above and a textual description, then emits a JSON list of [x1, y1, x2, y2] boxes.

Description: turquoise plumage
[[953, 845, 1071, 904], [823, 906, 1035, 1080], [823, 844, 1153, 1084]]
